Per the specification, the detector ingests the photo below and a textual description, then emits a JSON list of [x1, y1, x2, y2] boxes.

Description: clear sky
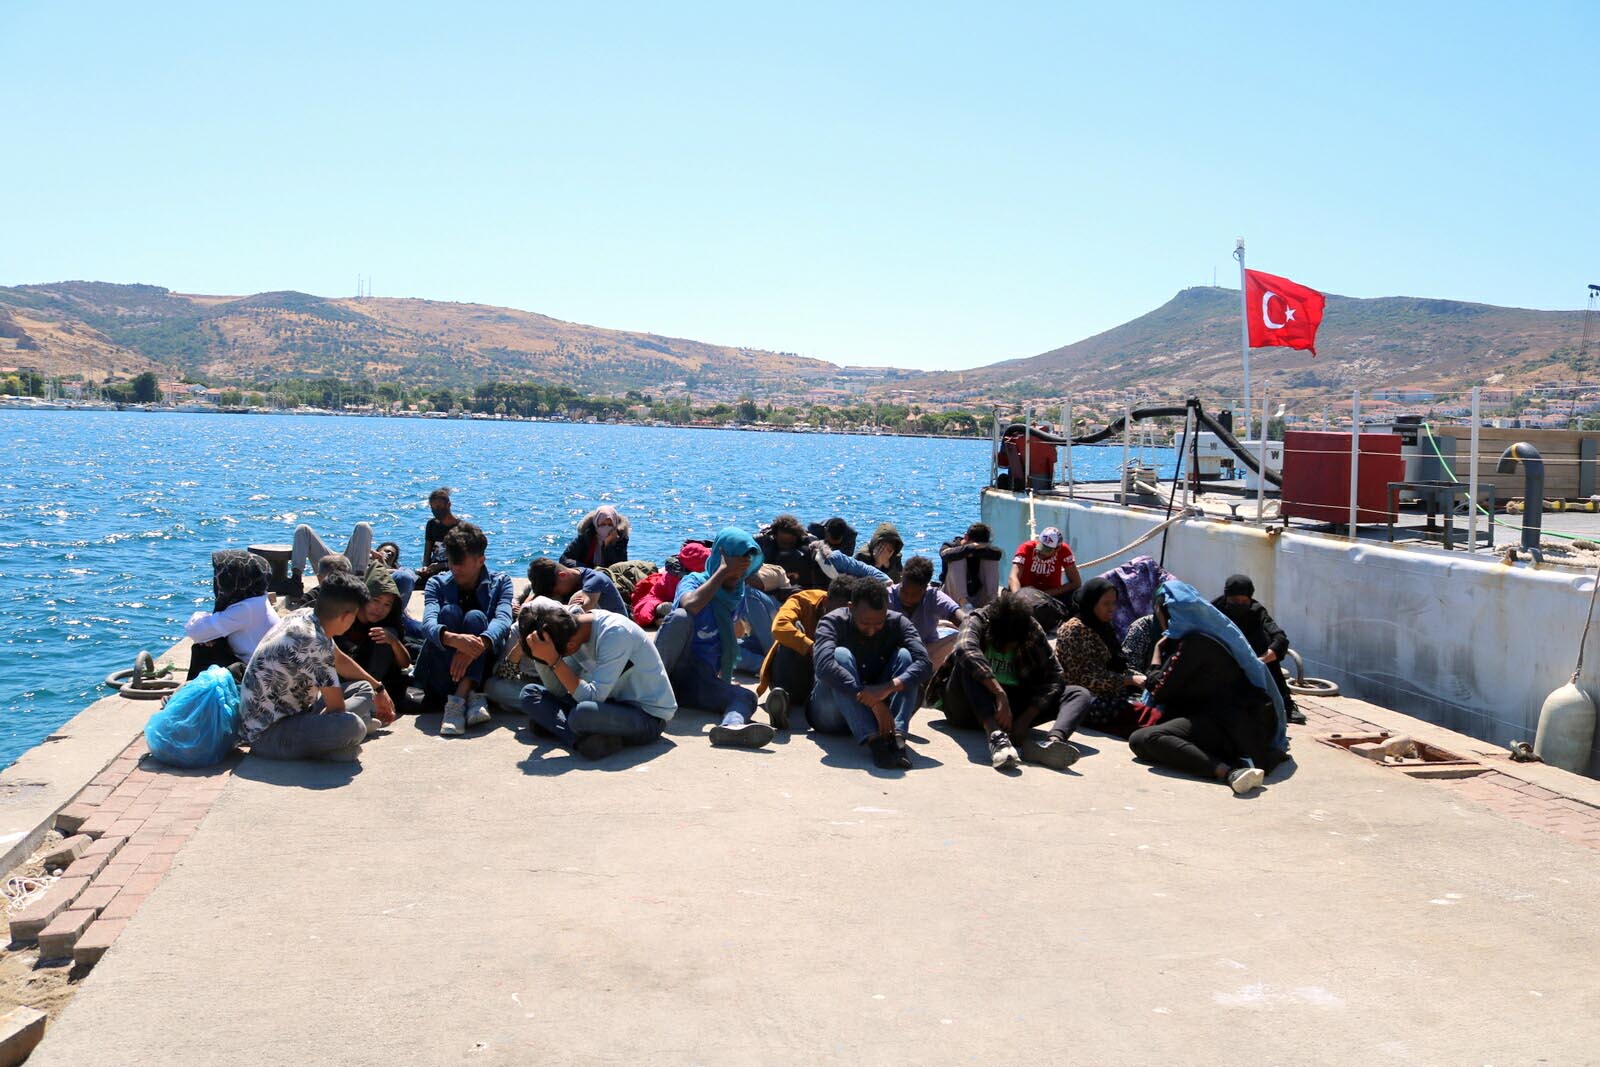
[[2, 1, 1595, 371]]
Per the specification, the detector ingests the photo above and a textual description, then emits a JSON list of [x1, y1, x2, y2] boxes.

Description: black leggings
[[1128, 716, 1231, 779], [186, 639, 239, 681], [768, 643, 815, 704]]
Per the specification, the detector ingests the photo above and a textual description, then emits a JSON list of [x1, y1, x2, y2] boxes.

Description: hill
[[914, 286, 1592, 401], [0, 282, 837, 395]]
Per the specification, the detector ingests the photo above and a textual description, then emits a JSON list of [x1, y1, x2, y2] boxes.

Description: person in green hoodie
[[334, 563, 412, 705], [855, 522, 905, 583]]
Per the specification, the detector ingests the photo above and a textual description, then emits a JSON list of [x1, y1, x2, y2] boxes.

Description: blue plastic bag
[[144, 665, 242, 768]]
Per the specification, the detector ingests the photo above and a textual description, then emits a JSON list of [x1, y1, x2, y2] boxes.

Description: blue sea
[[0, 411, 1170, 770]]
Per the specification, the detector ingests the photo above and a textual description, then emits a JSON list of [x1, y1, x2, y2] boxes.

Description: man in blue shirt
[[517, 601, 677, 761], [655, 527, 774, 749], [414, 523, 516, 736]]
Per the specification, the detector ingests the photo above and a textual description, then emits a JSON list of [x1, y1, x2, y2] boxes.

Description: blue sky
[[2, 2, 1595, 371]]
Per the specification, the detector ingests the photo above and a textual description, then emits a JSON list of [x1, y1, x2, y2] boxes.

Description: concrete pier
[[19, 689, 1600, 1066]]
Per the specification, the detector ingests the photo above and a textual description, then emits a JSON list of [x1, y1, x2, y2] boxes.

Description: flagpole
[[1233, 237, 1251, 441]]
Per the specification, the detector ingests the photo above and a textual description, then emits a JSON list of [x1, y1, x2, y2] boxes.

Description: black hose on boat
[[1003, 398, 1284, 488]]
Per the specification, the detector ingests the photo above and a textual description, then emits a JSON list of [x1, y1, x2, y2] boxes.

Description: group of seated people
[[180, 489, 1302, 793]]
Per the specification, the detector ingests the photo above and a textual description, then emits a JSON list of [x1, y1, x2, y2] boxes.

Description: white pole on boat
[[1234, 238, 1252, 442], [1256, 388, 1270, 522], [1023, 404, 1033, 493], [989, 405, 1001, 488], [1061, 400, 1072, 497], [1120, 398, 1133, 505], [1468, 386, 1482, 553], [1348, 390, 1362, 535], [1180, 404, 1193, 511]]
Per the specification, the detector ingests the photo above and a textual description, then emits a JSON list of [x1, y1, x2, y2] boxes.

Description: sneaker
[[574, 734, 624, 761], [465, 692, 492, 727], [709, 721, 776, 749], [987, 730, 1020, 770], [1228, 765, 1266, 795], [1021, 736, 1080, 771], [868, 735, 901, 769], [764, 687, 790, 731], [440, 695, 467, 736], [1286, 703, 1307, 725]]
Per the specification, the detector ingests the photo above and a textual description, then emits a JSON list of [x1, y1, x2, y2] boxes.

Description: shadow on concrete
[[514, 735, 679, 775], [139, 752, 244, 779], [232, 756, 362, 790], [810, 728, 945, 776]]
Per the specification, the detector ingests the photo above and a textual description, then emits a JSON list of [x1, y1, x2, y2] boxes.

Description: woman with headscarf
[[1052, 576, 1149, 746], [183, 550, 279, 679], [562, 506, 631, 569], [1127, 581, 1290, 796], [653, 527, 775, 749]]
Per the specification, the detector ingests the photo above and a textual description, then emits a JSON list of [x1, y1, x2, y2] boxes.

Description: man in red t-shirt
[[1007, 527, 1081, 604]]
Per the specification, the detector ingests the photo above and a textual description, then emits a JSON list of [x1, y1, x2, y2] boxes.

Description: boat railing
[[984, 385, 1600, 561]]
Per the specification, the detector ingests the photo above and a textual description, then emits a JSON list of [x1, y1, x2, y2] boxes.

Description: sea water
[[0, 410, 1172, 770]]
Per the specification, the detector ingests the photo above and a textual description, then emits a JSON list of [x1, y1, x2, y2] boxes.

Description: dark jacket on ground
[[812, 607, 931, 697], [929, 602, 1063, 712]]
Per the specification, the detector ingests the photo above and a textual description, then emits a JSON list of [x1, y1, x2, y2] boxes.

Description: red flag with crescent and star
[[1244, 268, 1326, 355]]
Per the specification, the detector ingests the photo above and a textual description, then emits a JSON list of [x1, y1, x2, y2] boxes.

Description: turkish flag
[[1245, 268, 1326, 355]]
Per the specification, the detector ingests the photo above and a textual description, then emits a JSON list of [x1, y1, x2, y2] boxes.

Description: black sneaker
[[764, 687, 790, 731], [1286, 703, 1307, 725], [987, 730, 1020, 769], [1228, 764, 1266, 795], [574, 734, 624, 761], [889, 731, 913, 769], [709, 721, 776, 749], [1021, 736, 1079, 770], [867, 735, 900, 769]]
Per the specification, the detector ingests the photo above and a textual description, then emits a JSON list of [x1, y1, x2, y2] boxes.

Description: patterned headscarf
[[212, 550, 270, 613]]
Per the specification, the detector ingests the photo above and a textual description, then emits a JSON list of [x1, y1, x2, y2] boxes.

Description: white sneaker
[[441, 695, 467, 736], [465, 692, 492, 727], [1228, 765, 1266, 795]]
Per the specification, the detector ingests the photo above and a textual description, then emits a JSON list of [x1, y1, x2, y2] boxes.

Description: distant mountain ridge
[[919, 286, 1591, 400], [0, 280, 1589, 401], [0, 282, 838, 394]]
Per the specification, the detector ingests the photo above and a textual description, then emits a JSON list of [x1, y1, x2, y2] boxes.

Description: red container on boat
[[999, 430, 1057, 489], [1280, 431, 1404, 526]]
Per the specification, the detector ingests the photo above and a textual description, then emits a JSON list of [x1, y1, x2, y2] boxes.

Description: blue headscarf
[[704, 527, 763, 681], [1153, 580, 1287, 750]]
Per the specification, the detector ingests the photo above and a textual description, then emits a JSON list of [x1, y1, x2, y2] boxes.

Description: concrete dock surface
[[26, 693, 1600, 1067]]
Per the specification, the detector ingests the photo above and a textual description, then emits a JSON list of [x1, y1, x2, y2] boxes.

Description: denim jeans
[[413, 606, 491, 699], [808, 647, 917, 741], [392, 567, 418, 605], [520, 683, 666, 748], [654, 607, 758, 726], [250, 681, 373, 761]]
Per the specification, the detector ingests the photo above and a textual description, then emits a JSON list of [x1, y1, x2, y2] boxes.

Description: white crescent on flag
[[1260, 292, 1298, 330]]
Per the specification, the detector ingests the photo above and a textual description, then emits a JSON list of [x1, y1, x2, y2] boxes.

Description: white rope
[[3, 874, 54, 914], [1073, 511, 1194, 571]]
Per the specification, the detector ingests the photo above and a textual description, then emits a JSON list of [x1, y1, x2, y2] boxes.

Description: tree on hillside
[[131, 372, 161, 403]]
